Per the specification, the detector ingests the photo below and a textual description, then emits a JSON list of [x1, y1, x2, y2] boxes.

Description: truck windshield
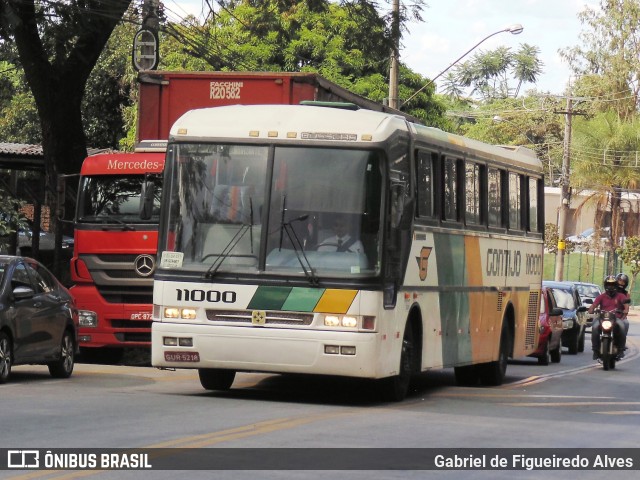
[[161, 143, 383, 279], [77, 175, 162, 224]]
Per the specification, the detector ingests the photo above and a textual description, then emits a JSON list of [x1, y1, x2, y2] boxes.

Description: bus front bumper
[[151, 322, 386, 379]]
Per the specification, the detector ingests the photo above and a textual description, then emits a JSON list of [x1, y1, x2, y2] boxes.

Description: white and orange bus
[[151, 103, 544, 401]]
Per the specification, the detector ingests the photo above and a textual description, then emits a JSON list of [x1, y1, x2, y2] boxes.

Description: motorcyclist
[[615, 272, 631, 353], [589, 275, 628, 360]]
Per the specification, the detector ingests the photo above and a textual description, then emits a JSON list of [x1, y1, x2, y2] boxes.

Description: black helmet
[[616, 273, 629, 290], [604, 275, 617, 295]]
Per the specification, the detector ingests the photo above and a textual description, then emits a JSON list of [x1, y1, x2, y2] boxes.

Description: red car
[[530, 286, 564, 365]]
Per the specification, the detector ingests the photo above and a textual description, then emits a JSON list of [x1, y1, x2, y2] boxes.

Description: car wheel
[[578, 329, 585, 353], [567, 330, 579, 355], [48, 330, 75, 378], [550, 342, 562, 363], [0, 332, 12, 384], [198, 369, 236, 391], [538, 341, 550, 366]]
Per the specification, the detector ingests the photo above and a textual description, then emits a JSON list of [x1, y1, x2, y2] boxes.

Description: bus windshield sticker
[[160, 251, 184, 268]]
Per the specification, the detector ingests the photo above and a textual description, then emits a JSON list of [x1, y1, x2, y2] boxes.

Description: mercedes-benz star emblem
[[134, 254, 156, 277]]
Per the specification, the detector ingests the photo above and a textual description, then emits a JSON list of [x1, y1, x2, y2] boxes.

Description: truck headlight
[[78, 310, 97, 327]]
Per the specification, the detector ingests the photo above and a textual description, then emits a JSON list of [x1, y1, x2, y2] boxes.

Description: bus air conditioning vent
[[496, 291, 504, 312], [525, 291, 540, 348]]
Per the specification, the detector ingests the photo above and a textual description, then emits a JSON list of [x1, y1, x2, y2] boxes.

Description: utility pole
[[388, 0, 400, 109], [554, 95, 573, 281], [553, 91, 587, 281]]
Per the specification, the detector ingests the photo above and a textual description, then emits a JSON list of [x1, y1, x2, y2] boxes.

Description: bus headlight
[[324, 316, 340, 327], [322, 315, 375, 330], [342, 316, 357, 328], [181, 308, 197, 319], [164, 307, 180, 319]]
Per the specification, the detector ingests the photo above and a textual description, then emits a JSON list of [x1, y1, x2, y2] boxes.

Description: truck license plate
[[164, 351, 200, 362]]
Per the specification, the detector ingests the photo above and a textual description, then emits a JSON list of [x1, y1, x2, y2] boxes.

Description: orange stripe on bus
[[314, 289, 358, 314]]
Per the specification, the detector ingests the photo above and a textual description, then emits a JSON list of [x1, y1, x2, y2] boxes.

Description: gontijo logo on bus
[[486, 248, 542, 277], [107, 159, 162, 170]]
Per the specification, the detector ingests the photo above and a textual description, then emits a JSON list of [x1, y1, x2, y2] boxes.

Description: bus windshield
[[77, 175, 162, 225], [162, 143, 383, 279]]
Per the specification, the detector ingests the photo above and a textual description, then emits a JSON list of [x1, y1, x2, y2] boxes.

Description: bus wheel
[[479, 322, 511, 386], [454, 365, 479, 386], [198, 368, 236, 391], [380, 324, 415, 402]]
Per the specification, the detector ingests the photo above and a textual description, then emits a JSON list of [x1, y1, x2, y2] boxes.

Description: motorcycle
[[595, 309, 625, 371]]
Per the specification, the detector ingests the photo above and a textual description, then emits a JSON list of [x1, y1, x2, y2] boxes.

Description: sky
[[165, 0, 599, 96]]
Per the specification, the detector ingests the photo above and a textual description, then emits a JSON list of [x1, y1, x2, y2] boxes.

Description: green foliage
[[545, 223, 559, 253], [0, 188, 28, 251], [451, 95, 565, 180], [0, 61, 40, 143], [559, 0, 640, 119], [616, 236, 640, 280], [162, 0, 440, 125], [453, 43, 543, 100]]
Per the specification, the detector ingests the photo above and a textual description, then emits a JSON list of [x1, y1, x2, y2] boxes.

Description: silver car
[[572, 281, 603, 328]]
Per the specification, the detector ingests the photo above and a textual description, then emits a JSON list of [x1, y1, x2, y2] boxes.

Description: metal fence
[[543, 251, 640, 304]]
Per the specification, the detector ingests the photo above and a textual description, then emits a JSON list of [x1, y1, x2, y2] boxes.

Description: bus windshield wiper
[[280, 214, 319, 286], [204, 198, 254, 279]]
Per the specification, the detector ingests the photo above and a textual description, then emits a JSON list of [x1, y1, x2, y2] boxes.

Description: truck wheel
[[479, 322, 511, 386], [198, 369, 236, 391], [380, 324, 415, 401], [48, 330, 75, 378], [0, 332, 12, 384]]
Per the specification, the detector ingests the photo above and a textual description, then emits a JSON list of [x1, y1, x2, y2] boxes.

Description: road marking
[[595, 411, 640, 415], [501, 401, 640, 407], [4, 410, 358, 480]]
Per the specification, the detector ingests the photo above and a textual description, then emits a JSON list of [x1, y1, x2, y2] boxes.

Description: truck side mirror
[[139, 180, 155, 220]]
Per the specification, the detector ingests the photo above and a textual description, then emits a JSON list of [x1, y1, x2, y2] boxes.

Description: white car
[[566, 227, 610, 250]]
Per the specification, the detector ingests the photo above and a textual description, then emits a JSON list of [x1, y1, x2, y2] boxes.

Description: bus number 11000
[[175, 289, 237, 303]]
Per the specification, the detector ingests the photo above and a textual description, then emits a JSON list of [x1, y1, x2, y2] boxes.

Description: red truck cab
[[70, 142, 164, 355]]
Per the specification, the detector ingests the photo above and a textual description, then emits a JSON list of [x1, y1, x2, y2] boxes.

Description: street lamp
[[400, 23, 524, 109]]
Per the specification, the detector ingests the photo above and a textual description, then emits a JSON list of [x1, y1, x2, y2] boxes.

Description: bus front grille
[[206, 310, 314, 326]]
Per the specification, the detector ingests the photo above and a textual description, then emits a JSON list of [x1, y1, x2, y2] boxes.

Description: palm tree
[[512, 44, 544, 97], [571, 112, 640, 271]]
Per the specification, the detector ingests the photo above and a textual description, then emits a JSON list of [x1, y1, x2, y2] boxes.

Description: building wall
[[545, 186, 640, 237]]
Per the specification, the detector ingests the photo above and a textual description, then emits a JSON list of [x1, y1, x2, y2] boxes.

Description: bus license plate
[[165, 351, 200, 362]]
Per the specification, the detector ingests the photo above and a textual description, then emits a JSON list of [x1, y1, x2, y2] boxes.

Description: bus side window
[[416, 151, 435, 218], [488, 167, 502, 227], [465, 161, 481, 224], [442, 157, 458, 222], [508, 172, 522, 231]]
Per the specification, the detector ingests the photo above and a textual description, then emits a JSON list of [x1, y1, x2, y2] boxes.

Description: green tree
[[452, 95, 565, 182], [0, 0, 132, 222], [560, 0, 640, 119], [454, 44, 543, 100], [570, 112, 640, 270], [617, 236, 640, 291], [163, 0, 441, 125]]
